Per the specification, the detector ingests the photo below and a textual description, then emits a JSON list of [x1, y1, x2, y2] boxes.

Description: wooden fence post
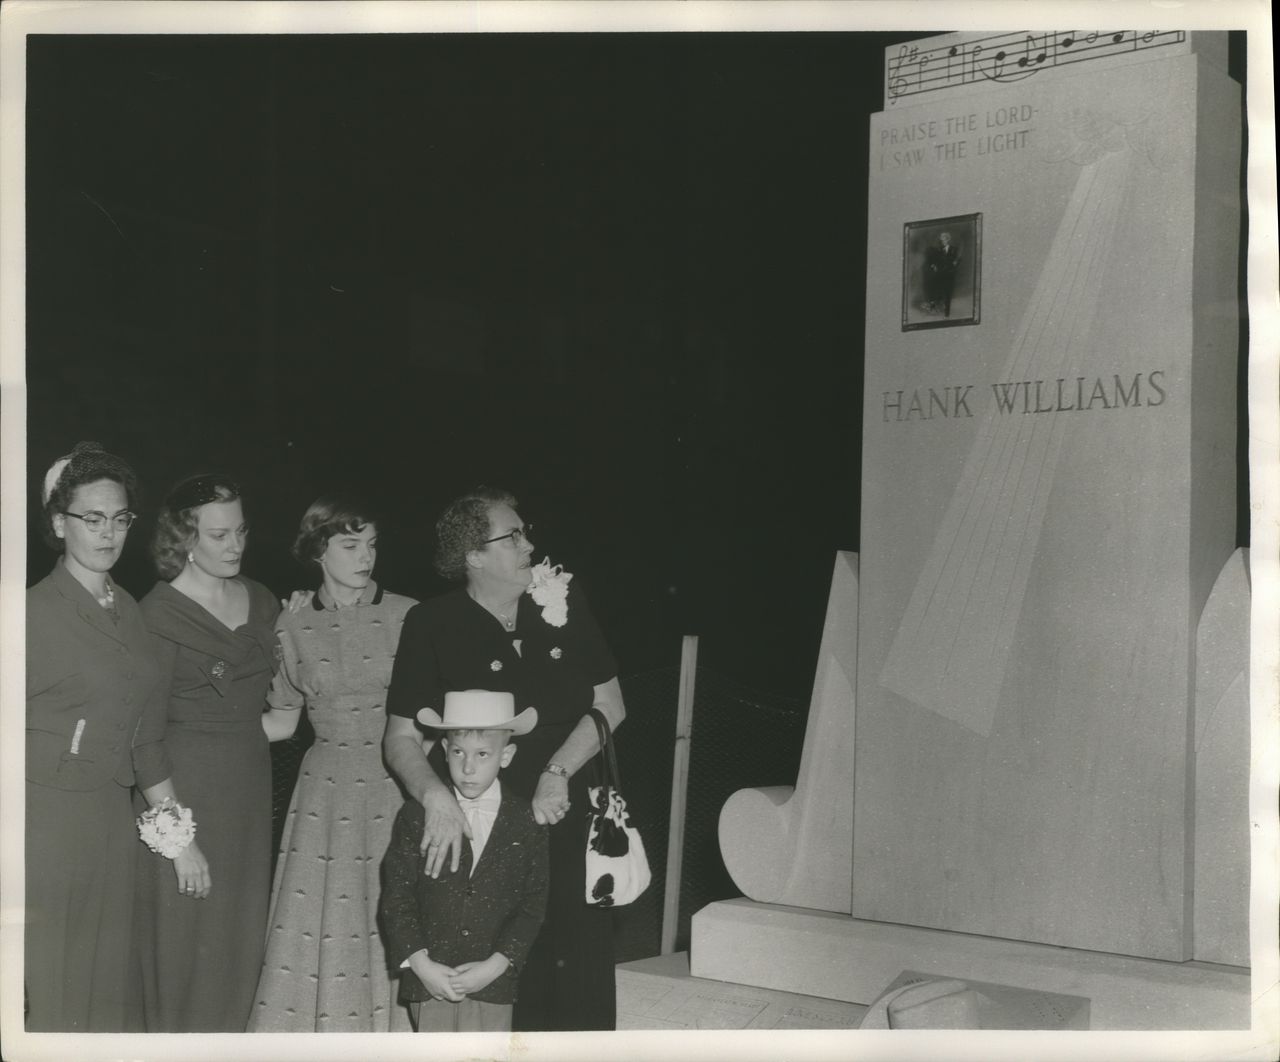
[[660, 634, 698, 955]]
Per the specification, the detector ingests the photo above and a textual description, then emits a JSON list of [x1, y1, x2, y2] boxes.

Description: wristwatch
[[542, 762, 569, 778]]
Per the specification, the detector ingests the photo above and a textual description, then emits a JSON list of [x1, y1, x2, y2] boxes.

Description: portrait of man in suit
[[902, 213, 982, 330]]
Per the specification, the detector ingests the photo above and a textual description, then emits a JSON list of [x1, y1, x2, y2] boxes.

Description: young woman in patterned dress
[[250, 496, 417, 1031]]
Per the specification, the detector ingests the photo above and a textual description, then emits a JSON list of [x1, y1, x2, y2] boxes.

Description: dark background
[[24, 28, 1251, 959], [25, 31, 1250, 698], [24, 30, 898, 697]]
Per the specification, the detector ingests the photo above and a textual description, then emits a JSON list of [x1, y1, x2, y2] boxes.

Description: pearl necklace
[[471, 590, 518, 631]]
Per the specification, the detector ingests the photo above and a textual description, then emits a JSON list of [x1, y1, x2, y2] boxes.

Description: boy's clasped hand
[[410, 951, 511, 1002]]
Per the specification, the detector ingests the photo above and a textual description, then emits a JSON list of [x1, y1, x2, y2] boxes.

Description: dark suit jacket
[[26, 561, 170, 790], [380, 788, 549, 1004]]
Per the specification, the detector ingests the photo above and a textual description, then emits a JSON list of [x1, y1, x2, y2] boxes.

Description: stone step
[[616, 951, 868, 1030], [691, 900, 1250, 1029]]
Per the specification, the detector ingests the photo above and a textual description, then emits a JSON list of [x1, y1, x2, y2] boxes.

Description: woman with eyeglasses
[[248, 495, 418, 1032], [130, 473, 280, 1031], [385, 486, 627, 1031], [25, 442, 174, 1031]]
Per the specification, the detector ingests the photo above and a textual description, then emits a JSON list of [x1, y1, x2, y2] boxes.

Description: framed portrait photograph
[[902, 213, 982, 331]]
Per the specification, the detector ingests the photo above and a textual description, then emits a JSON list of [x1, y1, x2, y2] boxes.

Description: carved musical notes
[[885, 29, 1188, 106], [968, 43, 984, 83], [1016, 34, 1049, 70], [887, 42, 920, 99]]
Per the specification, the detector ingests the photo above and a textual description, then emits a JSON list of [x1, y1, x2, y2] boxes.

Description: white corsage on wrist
[[527, 558, 572, 628], [137, 797, 197, 858]]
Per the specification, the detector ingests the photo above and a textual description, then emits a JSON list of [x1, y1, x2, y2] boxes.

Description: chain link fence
[[267, 658, 810, 964]]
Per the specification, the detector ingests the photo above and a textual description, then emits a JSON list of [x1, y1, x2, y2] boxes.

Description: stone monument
[[691, 28, 1251, 1029]]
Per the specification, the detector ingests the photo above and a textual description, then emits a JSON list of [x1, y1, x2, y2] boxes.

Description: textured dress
[[386, 580, 620, 1031], [132, 577, 279, 1032], [248, 580, 417, 1032], [24, 562, 167, 1031]]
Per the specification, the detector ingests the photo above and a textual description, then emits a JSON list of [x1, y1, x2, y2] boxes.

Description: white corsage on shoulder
[[137, 797, 197, 859], [527, 558, 572, 628]]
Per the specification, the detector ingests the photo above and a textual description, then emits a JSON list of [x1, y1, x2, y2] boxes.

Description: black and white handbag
[[583, 707, 651, 907]]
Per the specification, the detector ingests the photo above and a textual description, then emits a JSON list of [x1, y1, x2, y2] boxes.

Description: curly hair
[[292, 495, 380, 565], [151, 473, 241, 581], [39, 441, 139, 550], [433, 486, 518, 581]]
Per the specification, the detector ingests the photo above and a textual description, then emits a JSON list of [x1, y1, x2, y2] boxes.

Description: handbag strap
[[586, 707, 623, 798]]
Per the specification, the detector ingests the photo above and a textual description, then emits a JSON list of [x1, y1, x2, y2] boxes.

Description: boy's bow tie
[[457, 791, 500, 814]]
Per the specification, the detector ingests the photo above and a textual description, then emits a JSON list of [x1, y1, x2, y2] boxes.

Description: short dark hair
[[433, 486, 518, 581], [39, 442, 139, 550], [292, 495, 379, 565], [151, 473, 241, 580]]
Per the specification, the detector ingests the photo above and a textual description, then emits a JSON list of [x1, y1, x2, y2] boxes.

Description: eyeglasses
[[485, 524, 533, 547], [62, 510, 136, 532]]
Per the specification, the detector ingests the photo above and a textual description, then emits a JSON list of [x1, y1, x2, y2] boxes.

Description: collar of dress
[[313, 579, 383, 611]]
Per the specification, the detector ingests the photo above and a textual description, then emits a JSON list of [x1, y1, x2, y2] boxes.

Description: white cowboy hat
[[417, 689, 538, 735]]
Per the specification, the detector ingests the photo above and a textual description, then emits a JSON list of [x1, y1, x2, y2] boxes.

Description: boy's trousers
[[412, 998, 513, 1032]]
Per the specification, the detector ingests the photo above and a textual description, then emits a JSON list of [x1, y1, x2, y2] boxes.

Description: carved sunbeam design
[[879, 145, 1133, 735]]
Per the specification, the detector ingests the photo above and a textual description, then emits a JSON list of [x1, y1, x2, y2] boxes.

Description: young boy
[[380, 689, 549, 1032]]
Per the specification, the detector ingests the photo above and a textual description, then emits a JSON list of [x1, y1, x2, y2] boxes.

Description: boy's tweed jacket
[[380, 789, 550, 1004]]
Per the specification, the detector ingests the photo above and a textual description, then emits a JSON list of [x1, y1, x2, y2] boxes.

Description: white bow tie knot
[[458, 793, 500, 815], [456, 788, 500, 874]]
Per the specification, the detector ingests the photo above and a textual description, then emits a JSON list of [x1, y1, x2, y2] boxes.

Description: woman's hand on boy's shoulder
[[420, 784, 470, 878]]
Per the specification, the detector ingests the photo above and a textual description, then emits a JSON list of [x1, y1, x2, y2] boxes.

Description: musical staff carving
[[886, 30, 1187, 104]]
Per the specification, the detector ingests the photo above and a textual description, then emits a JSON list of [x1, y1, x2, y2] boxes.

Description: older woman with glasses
[[130, 473, 281, 1031], [385, 486, 627, 1031], [25, 442, 172, 1031]]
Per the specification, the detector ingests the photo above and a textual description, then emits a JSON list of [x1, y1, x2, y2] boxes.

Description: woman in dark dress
[[25, 442, 171, 1031], [131, 474, 280, 1031], [385, 486, 627, 1031]]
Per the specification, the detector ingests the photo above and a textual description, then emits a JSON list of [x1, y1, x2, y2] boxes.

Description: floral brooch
[[528, 558, 572, 628]]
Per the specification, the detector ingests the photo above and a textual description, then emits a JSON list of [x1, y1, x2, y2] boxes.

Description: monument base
[[616, 951, 867, 1030], [690, 899, 1249, 1030]]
